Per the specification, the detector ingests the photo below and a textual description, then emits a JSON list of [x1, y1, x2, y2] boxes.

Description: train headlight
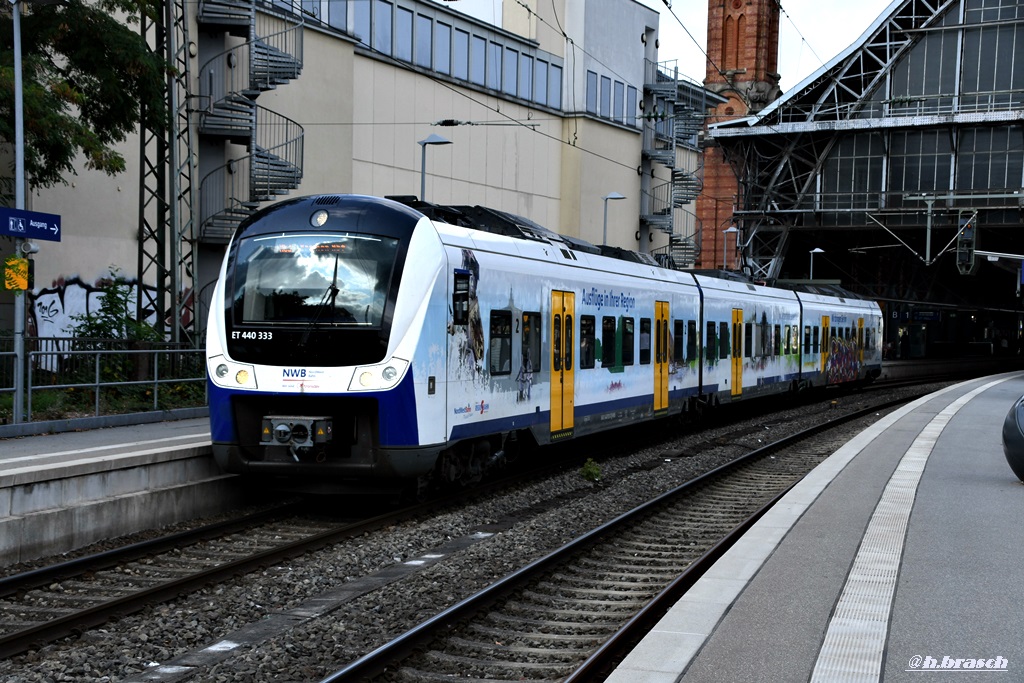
[[208, 355, 257, 389], [350, 358, 409, 391]]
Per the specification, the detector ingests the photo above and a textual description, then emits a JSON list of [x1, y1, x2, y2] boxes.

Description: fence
[[0, 337, 207, 423]]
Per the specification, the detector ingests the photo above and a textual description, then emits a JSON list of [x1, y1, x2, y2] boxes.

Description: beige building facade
[[1, 0, 716, 339]]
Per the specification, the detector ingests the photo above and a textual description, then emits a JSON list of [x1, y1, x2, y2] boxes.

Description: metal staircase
[[641, 60, 705, 268], [197, 0, 305, 243]]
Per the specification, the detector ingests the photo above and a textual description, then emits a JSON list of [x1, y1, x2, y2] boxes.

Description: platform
[[0, 418, 243, 564], [609, 371, 1024, 683]]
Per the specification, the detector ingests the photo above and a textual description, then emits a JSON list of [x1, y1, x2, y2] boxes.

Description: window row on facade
[[816, 125, 1024, 218], [585, 70, 640, 126], [298, 0, 563, 108]]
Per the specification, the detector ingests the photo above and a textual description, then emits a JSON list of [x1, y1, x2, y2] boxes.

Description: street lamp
[[602, 192, 625, 245], [722, 226, 738, 269], [418, 134, 452, 202], [809, 247, 824, 279]]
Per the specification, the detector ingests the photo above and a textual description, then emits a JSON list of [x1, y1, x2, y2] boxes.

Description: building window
[[453, 29, 469, 80], [519, 54, 532, 100], [395, 7, 412, 62], [487, 41, 502, 90], [324, 0, 346, 31], [549, 64, 562, 109], [354, 0, 370, 45], [503, 47, 518, 96], [470, 35, 486, 85], [435, 22, 451, 74], [373, 0, 392, 56], [535, 60, 549, 106], [614, 81, 624, 122], [627, 86, 638, 126], [600, 76, 611, 117], [414, 14, 432, 68], [586, 71, 598, 114]]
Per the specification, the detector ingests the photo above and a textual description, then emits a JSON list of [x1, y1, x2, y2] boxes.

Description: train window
[[565, 315, 574, 369], [553, 315, 562, 372], [783, 325, 791, 354], [522, 312, 541, 374], [489, 310, 513, 375], [774, 324, 782, 357], [580, 315, 596, 369], [601, 316, 617, 367], [706, 322, 715, 362], [803, 326, 810, 354], [687, 320, 698, 362], [719, 322, 729, 359], [640, 318, 652, 364], [760, 318, 770, 357], [744, 323, 753, 358], [453, 273, 470, 326], [813, 326, 820, 354], [623, 318, 635, 366], [673, 320, 684, 363]]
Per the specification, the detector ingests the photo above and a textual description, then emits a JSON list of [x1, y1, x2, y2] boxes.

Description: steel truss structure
[[709, 0, 1024, 284]]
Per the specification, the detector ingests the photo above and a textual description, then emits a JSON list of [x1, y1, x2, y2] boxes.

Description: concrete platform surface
[[609, 372, 1024, 683]]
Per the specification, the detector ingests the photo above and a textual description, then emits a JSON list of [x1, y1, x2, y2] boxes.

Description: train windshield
[[232, 232, 399, 327]]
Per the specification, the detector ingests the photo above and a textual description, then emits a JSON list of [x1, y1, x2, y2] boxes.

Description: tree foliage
[[0, 0, 171, 192]]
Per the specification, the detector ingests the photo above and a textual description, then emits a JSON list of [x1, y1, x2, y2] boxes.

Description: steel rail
[[319, 394, 920, 682]]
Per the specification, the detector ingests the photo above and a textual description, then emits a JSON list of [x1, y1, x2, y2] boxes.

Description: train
[[205, 194, 883, 492]]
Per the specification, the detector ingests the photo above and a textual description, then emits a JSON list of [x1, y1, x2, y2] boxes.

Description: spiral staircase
[[196, 0, 305, 244], [642, 60, 705, 269]]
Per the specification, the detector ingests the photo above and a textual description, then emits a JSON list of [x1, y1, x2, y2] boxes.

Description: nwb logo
[[283, 368, 307, 378]]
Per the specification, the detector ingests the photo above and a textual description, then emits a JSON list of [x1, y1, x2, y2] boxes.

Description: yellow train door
[[731, 308, 743, 397], [821, 315, 831, 376], [550, 291, 575, 438], [655, 301, 669, 413]]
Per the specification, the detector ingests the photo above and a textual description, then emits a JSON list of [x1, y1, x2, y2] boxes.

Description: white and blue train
[[206, 194, 883, 490]]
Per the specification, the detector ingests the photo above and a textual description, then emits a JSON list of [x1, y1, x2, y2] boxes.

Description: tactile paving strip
[[810, 377, 1013, 682]]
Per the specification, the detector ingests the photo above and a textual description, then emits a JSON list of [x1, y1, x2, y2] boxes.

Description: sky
[[642, 0, 897, 92]]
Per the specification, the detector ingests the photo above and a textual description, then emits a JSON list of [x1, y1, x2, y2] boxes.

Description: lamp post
[[809, 247, 824, 279], [602, 192, 625, 245], [722, 226, 738, 269], [418, 134, 452, 202]]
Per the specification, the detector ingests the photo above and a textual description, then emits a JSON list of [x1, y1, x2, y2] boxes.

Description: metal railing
[[1, 337, 207, 423]]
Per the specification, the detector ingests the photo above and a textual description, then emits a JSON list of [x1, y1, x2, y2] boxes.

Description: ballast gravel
[[0, 385, 945, 682]]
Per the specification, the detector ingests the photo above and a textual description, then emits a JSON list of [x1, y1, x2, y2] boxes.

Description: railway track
[[322, 395, 915, 682], [0, 382, 948, 680]]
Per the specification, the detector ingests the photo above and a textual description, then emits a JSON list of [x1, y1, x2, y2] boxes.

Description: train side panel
[[694, 275, 802, 404]]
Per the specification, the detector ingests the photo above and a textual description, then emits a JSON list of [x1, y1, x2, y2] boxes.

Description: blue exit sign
[[0, 206, 61, 242]]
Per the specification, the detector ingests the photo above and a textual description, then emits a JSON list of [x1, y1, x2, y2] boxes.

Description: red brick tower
[[696, 0, 782, 269]]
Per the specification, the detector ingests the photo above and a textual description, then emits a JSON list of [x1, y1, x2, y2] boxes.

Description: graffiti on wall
[[27, 275, 157, 339]]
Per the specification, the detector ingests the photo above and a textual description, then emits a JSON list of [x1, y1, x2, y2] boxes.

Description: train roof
[[387, 196, 877, 307]]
